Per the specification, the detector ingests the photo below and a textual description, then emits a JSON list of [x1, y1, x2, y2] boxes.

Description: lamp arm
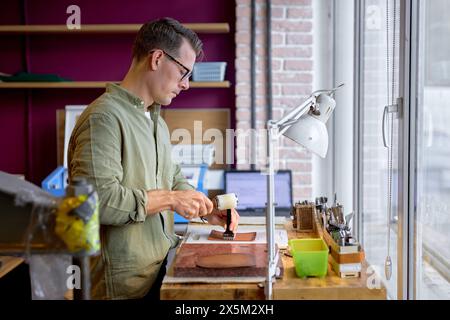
[[273, 96, 315, 129], [272, 84, 344, 131], [311, 83, 345, 97], [278, 117, 301, 137]]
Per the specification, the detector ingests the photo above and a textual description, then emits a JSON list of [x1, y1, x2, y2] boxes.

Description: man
[[68, 17, 239, 300]]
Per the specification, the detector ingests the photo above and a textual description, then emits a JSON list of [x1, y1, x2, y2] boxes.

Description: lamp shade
[[282, 115, 329, 158]]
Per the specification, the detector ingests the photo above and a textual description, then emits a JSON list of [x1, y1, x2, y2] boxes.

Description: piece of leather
[[196, 253, 256, 268], [208, 230, 257, 241]]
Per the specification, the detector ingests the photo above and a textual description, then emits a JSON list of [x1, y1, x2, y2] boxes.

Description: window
[[359, 0, 400, 299], [355, 0, 450, 299], [415, 0, 450, 300]]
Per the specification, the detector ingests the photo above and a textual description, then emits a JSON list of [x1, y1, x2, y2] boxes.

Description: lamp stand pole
[[263, 86, 341, 300], [265, 120, 280, 300]]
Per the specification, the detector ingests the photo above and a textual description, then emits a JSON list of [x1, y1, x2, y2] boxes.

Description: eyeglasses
[[150, 49, 192, 81]]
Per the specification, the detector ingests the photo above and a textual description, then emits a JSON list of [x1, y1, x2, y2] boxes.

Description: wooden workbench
[[160, 224, 386, 300], [0, 256, 24, 279]]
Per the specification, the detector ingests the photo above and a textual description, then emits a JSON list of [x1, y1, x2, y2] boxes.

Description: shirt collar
[[106, 83, 161, 114], [106, 83, 145, 108]]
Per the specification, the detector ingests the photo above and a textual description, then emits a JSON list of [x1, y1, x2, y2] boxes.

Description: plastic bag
[[28, 254, 72, 300]]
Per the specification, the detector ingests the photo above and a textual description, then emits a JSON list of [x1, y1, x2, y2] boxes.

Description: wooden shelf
[[0, 81, 231, 89], [189, 81, 230, 88], [0, 23, 230, 34], [0, 256, 24, 279]]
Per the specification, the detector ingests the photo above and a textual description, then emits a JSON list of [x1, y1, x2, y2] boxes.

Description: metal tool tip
[[223, 232, 235, 241]]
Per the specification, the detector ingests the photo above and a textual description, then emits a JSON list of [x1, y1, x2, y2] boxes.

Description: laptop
[[224, 170, 293, 224]]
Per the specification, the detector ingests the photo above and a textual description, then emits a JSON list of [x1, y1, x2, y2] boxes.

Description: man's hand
[[169, 190, 214, 220], [146, 190, 213, 219], [205, 208, 240, 232]]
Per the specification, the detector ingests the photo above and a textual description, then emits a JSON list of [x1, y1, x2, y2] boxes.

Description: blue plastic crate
[[41, 166, 68, 197]]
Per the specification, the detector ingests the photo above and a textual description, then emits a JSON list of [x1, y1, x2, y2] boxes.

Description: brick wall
[[235, 0, 314, 201]]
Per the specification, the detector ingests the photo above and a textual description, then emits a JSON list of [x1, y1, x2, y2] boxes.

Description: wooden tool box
[[292, 202, 316, 232], [311, 208, 365, 278]]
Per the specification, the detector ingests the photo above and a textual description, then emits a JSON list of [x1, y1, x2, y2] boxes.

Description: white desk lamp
[[264, 84, 343, 300]]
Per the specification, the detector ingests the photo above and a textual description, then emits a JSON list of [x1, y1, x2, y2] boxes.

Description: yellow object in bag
[[55, 185, 100, 255]]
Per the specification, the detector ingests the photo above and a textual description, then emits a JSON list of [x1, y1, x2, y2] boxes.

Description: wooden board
[[0, 256, 24, 278], [161, 108, 230, 170], [173, 243, 272, 278], [274, 253, 384, 300], [330, 248, 365, 264], [0, 23, 230, 34], [271, 227, 386, 300], [56, 109, 65, 166], [0, 81, 230, 89]]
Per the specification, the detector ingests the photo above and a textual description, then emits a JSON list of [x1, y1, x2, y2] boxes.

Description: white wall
[[312, 0, 354, 213], [333, 0, 355, 213], [312, 0, 334, 201]]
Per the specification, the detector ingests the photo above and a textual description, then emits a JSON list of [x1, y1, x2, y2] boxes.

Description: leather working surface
[[196, 253, 256, 268], [208, 230, 257, 241], [173, 243, 270, 277]]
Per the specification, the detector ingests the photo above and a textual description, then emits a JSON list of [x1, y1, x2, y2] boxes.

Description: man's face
[[151, 39, 196, 106]]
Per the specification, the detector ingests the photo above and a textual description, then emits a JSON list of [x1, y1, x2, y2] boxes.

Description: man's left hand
[[205, 208, 239, 232]]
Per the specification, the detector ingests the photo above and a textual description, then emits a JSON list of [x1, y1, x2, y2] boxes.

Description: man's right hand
[[145, 189, 213, 220], [169, 190, 213, 220]]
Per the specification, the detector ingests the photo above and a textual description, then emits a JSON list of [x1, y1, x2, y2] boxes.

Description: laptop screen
[[224, 170, 293, 215]]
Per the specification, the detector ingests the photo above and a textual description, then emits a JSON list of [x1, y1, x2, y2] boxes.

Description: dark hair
[[132, 17, 203, 61]]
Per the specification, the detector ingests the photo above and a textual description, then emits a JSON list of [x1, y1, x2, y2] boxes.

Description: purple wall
[[0, 0, 236, 184]]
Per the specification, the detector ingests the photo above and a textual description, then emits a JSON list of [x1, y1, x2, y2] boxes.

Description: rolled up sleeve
[[69, 113, 147, 226]]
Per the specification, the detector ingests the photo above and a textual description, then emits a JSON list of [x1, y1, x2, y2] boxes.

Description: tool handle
[[382, 105, 388, 148], [226, 208, 231, 232]]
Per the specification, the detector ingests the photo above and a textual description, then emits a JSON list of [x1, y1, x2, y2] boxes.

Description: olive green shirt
[[68, 83, 194, 299]]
